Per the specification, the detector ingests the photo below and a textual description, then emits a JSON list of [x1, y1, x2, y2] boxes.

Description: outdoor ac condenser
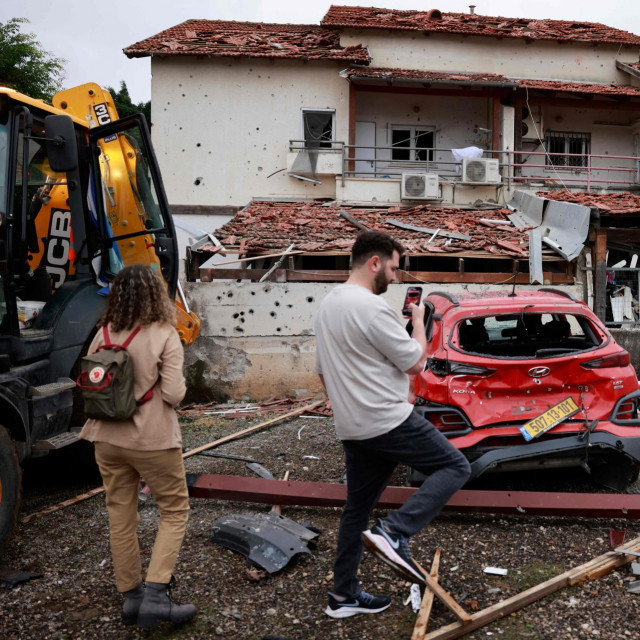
[[461, 158, 502, 184], [401, 173, 439, 200]]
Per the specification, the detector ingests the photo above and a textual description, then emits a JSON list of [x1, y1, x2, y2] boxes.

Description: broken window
[[457, 312, 601, 358], [302, 109, 334, 149], [545, 131, 590, 167], [391, 126, 434, 162]]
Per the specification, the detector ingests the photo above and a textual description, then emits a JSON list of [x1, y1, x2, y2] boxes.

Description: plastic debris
[[484, 566, 508, 576]]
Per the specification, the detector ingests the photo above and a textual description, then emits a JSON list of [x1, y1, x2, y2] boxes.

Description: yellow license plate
[[519, 397, 580, 441]]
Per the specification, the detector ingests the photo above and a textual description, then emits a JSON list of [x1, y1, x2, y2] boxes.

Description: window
[[301, 109, 334, 149], [545, 131, 590, 167], [391, 126, 434, 162]]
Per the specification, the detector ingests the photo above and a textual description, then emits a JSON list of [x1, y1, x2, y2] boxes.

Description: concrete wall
[[151, 57, 349, 207], [340, 30, 639, 84], [611, 328, 640, 377], [184, 280, 582, 401]]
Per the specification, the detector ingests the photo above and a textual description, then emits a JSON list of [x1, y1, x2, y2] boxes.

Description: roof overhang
[[344, 67, 519, 89]]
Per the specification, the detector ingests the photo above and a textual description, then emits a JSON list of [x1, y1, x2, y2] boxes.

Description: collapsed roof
[[215, 201, 529, 257], [124, 20, 369, 62]]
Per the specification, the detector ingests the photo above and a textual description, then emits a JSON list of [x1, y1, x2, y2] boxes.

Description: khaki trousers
[[94, 442, 190, 592]]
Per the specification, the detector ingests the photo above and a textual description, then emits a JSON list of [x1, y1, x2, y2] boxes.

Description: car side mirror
[[44, 115, 78, 172]]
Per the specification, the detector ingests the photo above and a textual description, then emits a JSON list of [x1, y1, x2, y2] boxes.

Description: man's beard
[[373, 270, 390, 295]]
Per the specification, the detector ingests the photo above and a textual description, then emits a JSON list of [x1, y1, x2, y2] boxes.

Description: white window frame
[[300, 108, 336, 149], [389, 124, 435, 162]]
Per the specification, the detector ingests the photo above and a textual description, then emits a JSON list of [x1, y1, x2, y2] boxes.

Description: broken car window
[[456, 313, 601, 358]]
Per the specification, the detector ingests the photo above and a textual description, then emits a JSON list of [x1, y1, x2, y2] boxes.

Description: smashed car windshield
[[456, 312, 602, 358]]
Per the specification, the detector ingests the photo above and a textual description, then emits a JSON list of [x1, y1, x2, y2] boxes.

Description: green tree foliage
[[0, 17, 65, 101], [106, 81, 151, 126]]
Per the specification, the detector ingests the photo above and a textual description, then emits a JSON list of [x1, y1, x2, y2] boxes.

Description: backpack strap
[[98, 325, 141, 352], [122, 326, 142, 348]]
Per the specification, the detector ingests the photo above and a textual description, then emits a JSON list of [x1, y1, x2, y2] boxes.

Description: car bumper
[[467, 429, 640, 480]]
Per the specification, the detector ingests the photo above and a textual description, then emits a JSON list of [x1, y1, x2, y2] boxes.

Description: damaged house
[[125, 6, 640, 399]]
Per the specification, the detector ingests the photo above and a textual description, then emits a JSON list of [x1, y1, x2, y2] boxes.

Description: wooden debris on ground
[[178, 396, 317, 418], [423, 534, 640, 640], [19, 400, 326, 524], [412, 550, 441, 640]]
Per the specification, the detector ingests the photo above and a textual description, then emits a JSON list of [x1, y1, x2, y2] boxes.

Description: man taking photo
[[315, 230, 471, 619]]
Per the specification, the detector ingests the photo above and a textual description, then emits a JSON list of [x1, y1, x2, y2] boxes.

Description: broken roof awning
[[345, 67, 640, 98], [344, 67, 518, 89]]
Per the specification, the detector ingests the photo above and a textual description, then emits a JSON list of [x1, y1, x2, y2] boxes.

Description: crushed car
[[410, 288, 640, 490]]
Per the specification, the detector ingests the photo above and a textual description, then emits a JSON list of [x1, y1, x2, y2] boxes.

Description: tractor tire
[[0, 425, 22, 555]]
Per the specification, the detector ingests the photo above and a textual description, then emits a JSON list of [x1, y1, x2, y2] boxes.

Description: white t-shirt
[[315, 284, 423, 440]]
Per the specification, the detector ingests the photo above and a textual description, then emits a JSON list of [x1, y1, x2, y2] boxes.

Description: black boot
[[121, 583, 144, 625], [136, 581, 197, 628]]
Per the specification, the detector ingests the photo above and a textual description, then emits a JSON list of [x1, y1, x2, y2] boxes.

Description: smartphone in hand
[[402, 286, 423, 318]]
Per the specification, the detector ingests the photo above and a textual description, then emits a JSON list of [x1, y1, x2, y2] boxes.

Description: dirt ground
[[1, 411, 640, 640]]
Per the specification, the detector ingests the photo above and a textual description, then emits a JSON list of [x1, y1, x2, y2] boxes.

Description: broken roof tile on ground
[[124, 20, 369, 62], [322, 5, 640, 45], [215, 201, 529, 257], [540, 190, 640, 215]]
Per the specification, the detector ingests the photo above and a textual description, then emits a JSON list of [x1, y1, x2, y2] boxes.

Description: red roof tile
[[215, 201, 528, 256], [124, 20, 369, 62], [322, 5, 640, 46], [346, 67, 514, 85], [540, 190, 640, 215]]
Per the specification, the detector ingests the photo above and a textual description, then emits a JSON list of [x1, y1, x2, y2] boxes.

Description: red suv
[[410, 289, 640, 490]]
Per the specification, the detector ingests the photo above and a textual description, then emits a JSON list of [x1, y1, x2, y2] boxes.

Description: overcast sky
[[3, 0, 640, 103]]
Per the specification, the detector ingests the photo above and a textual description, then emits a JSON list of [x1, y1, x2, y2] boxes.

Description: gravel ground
[[1, 412, 640, 640]]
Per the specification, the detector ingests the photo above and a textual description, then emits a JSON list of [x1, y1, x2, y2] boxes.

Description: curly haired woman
[[80, 264, 196, 628]]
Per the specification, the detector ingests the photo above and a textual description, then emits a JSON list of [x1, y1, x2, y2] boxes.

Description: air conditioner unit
[[521, 105, 544, 142], [401, 173, 439, 200], [461, 158, 501, 185]]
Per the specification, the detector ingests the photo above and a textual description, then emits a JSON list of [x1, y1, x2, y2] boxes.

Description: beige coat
[[79, 322, 186, 450]]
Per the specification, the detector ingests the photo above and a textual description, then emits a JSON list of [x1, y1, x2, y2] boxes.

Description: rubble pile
[[216, 201, 529, 257]]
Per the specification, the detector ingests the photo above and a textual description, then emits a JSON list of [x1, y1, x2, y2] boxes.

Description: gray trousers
[[333, 409, 471, 598]]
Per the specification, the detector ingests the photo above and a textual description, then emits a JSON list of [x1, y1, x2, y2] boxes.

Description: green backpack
[[77, 325, 154, 420]]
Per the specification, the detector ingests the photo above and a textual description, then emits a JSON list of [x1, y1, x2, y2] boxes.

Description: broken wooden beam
[[187, 475, 640, 519], [20, 400, 325, 525], [412, 550, 441, 640], [424, 534, 640, 640]]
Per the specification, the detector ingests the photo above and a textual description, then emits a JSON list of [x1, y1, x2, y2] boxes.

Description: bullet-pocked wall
[[339, 29, 640, 85], [183, 281, 583, 402], [151, 57, 350, 207]]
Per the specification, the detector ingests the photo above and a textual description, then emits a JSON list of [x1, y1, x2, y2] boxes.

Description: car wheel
[[0, 425, 22, 554]]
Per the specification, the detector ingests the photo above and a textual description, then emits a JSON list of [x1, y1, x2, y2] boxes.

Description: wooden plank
[[425, 534, 640, 640], [206, 250, 304, 268], [423, 571, 471, 625], [20, 487, 105, 524], [412, 550, 441, 640], [20, 400, 325, 525], [181, 399, 325, 460]]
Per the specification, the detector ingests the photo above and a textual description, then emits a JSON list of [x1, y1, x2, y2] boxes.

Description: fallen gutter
[[187, 474, 640, 518]]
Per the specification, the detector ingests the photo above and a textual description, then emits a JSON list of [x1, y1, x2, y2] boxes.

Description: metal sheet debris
[[210, 512, 318, 574]]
